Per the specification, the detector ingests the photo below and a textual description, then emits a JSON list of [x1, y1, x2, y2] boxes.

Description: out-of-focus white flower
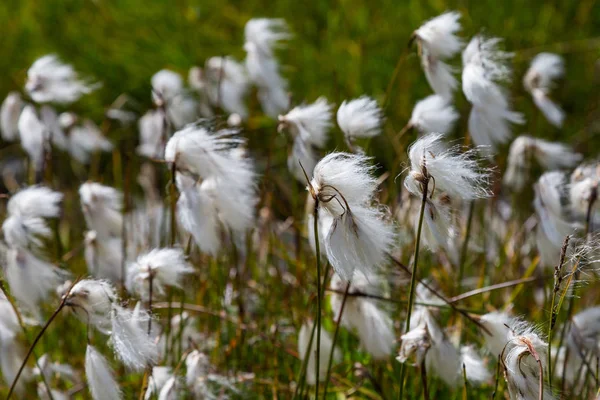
[[205, 57, 250, 119], [244, 18, 290, 117], [126, 248, 193, 301], [404, 133, 491, 201], [329, 273, 395, 359], [420, 193, 459, 264], [504, 136, 582, 191], [110, 305, 158, 371], [479, 311, 517, 357], [1, 92, 23, 141], [17, 105, 46, 167], [534, 172, 576, 267], [460, 346, 491, 384], [280, 97, 333, 148], [84, 232, 123, 283], [63, 117, 113, 164], [413, 12, 463, 98], [310, 153, 396, 279], [85, 345, 121, 400], [288, 137, 319, 183], [137, 110, 165, 159], [145, 366, 172, 400], [524, 53, 565, 128], [185, 350, 240, 398], [40, 106, 68, 150], [569, 177, 598, 220], [66, 279, 118, 334], [502, 326, 555, 400], [0, 293, 19, 344], [26, 55, 99, 104], [33, 353, 77, 384], [408, 95, 459, 135], [2, 185, 63, 249], [568, 306, 600, 355], [462, 35, 524, 151], [151, 69, 197, 129], [337, 96, 383, 151], [165, 124, 258, 235], [176, 175, 222, 256], [5, 247, 64, 318], [396, 324, 430, 365], [298, 321, 341, 385], [79, 182, 123, 239]]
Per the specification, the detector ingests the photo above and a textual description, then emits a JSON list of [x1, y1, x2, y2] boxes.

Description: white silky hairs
[[524, 53, 566, 128]]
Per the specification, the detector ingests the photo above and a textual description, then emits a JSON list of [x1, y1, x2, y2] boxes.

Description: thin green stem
[[457, 201, 475, 294], [314, 200, 322, 398], [398, 177, 429, 399], [322, 281, 350, 399]]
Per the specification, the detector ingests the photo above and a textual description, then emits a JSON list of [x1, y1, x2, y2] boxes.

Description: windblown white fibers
[[244, 18, 290, 117], [298, 321, 341, 385], [310, 153, 396, 279], [502, 325, 555, 400], [145, 366, 173, 399], [85, 345, 122, 400], [84, 231, 123, 282], [568, 306, 600, 355], [524, 53, 566, 127], [413, 11, 463, 98], [404, 133, 492, 201], [79, 182, 123, 239], [63, 118, 113, 164], [126, 248, 193, 301], [337, 96, 383, 141], [2, 185, 63, 249], [18, 104, 46, 168], [205, 56, 250, 119], [185, 350, 240, 398], [151, 69, 197, 129], [329, 273, 395, 359], [479, 311, 519, 357], [462, 35, 524, 151], [408, 94, 459, 135], [5, 247, 64, 318], [165, 124, 258, 234], [0, 92, 23, 141], [67, 279, 118, 334], [504, 136, 582, 191], [110, 305, 158, 371], [176, 175, 222, 255], [25, 54, 99, 104], [280, 97, 333, 148]]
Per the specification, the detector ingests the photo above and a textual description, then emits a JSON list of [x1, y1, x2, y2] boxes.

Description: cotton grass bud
[[310, 153, 396, 279], [25, 54, 99, 104], [413, 11, 463, 98], [523, 53, 565, 128], [85, 345, 121, 400], [1, 92, 23, 141]]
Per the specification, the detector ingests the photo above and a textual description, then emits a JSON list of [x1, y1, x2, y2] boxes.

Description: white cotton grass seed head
[[523, 53, 565, 127], [278, 97, 333, 148], [25, 54, 100, 104], [126, 248, 193, 301], [151, 69, 184, 105], [66, 279, 117, 334], [288, 136, 320, 184], [461, 346, 492, 384], [84, 231, 123, 282], [408, 94, 459, 135], [479, 311, 516, 357], [2, 185, 63, 249], [205, 56, 250, 119], [79, 182, 123, 239], [85, 344, 122, 400], [298, 321, 341, 385], [1, 92, 23, 141], [404, 133, 492, 201], [111, 305, 158, 371], [18, 104, 46, 168], [337, 96, 383, 140], [137, 110, 165, 159], [67, 119, 113, 164]]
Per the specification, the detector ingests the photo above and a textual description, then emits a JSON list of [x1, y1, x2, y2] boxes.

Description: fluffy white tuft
[[79, 182, 123, 239], [137, 110, 165, 159], [18, 105, 46, 167], [279, 97, 333, 148], [298, 322, 341, 385], [110, 305, 158, 371], [67, 279, 117, 334], [67, 119, 113, 164], [337, 96, 383, 140], [523, 53, 565, 127], [85, 345, 122, 400], [1, 92, 23, 141], [205, 56, 250, 119], [409, 95, 459, 135]]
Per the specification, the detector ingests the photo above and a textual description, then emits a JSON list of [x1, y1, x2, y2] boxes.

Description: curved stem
[[322, 281, 351, 399], [398, 178, 429, 399], [6, 278, 80, 400]]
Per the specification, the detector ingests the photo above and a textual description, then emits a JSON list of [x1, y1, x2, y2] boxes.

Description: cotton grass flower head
[[408, 94, 459, 135], [523, 53, 565, 128], [413, 11, 463, 98], [205, 56, 250, 119], [462, 35, 525, 151], [126, 248, 193, 301], [85, 344, 121, 400], [2, 185, 63, 249], [309, 152, 396, 280], [501, 324, 555, 400], [337, 96, 383, 152], [244, 18, 290, 117], [63, 117, 113, 164], [26, 54, 99, 104], [66, 279, 118, 334], [404, 133, 492, 201], [504, 136, 582, 191], [79, 182, 123, 239], [137, 110, 165, 159], [84, 230, 123, 282], [151, 69, 198, 129], [110, 304, 158, 371], [17, 104, 46, 168], [329, 273, 395, 359], [1, 92, 23, 141], [298, 321, 341, 385]]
